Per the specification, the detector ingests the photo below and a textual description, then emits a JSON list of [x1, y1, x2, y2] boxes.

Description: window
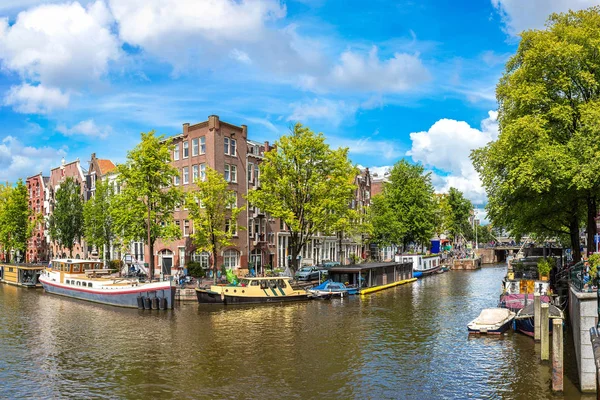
[[224, 137, 229, 155], [174, 173, 180, 186], [226, 192, 237, 209], [224, 137, 237, 156], [248, 162, 253, 182], [192, 138, 199, 156], [230, 138, 236, 156], [183, 167, 189, 184], [223, 249, 239, 268], [224, 164, 237, 182], [225, 218, 237, 236], [174, 143, 180, 161], [192, 165, 199, 182], [200, 163, 206, 181], [192, 251, 210, 268], [184, 220, 190, 236], [200, 137, 206, 154], [254, 164, 259, 186], [183, 141, 189, 158]]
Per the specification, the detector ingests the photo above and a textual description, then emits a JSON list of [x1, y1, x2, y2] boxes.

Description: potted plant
[[537, 258, 550, 281]]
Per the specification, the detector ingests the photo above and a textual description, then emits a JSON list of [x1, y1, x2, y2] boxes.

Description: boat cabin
[[0, 264, 45, 288], [49, 259, 104, 274], [398, 254, 441, 272], [327, 262, 413, 290]]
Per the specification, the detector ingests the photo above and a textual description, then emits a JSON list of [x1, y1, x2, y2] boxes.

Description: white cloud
[[57, 119, 111, 139], [366, 165, 391, 178], [492, 0, 600, 36], [300, 46, 430, 93], [407, 110, 498, 205], [230, 49, 252, 64], [4, 83, 69, 114], [109, 0, 285, 65], [0, 1, 120, 89], [0, 136, 66, 183], [329, 135, 401, 161], [288, 98, 357, 126]]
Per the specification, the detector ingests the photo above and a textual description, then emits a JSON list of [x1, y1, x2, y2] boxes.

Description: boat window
[[66, 280, 70, 284], [260, 280, 268, 289], [251, 280, 259, 286], [240, 279, 250, 286], [269, 280, 277, 288], [76, 281, 80, 286], [72, 264, 81, 273], [88, 283, 92, 287]]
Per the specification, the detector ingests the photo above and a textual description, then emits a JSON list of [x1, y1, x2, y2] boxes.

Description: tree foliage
[[113, 131, 183, 278], [49, 177, 84, 257], [371, 160, 436, 250], [472, 7, 600, 262], [246, 123, 357, 272], [186, 167, 243, 282], [446, 187, 474, 240], [84, 179, 115, 261], [0, 180, 36, 261]]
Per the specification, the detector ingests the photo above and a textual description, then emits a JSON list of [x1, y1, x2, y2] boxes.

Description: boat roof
[[51, 259, 102, 263], [239, 276, 292, 280], [328, 262, 409, 273]]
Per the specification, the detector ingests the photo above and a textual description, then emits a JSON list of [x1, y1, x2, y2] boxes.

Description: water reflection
[[0, 266, 595, 399]]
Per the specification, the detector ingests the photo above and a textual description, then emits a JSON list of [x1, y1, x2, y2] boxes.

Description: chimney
[[241, 124, 247, 139], [91, 152, 96, 160], [208, 115, 220, 131], [183, 123, 190, 136]]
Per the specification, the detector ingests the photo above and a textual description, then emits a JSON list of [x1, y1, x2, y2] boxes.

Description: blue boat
[[413, 271, 423, 278], [308, 279, 359, 297]]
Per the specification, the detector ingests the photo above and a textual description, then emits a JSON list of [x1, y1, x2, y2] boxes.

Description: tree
[[48, 177, 84, 258], [113, 131, 183, 280], [84, 179, 115, 263], [247, 123, 357, 273], [371, 160, 436, 251], [0, 180, 36, 262], [472, 7, 600, 262], [186, 167, 243, 283], [446, 187, 474, 242]]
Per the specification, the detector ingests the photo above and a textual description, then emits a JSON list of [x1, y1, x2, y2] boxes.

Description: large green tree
[[0, 180, 35, 262], [113, 131, 183, 279], [84, 179, 115, 263], [371, 160, 436, 251], [186, 167, 243, 283], [446, 187, 474, 242], [49, 177, 84, 258], [246, 123, 357, 273], [472, 7, 600, 262]]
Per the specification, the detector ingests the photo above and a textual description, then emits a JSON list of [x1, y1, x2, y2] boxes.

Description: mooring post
[[541, 303, 550, 360], [552, 318, 563, 392], [534, 292, 541, 341]]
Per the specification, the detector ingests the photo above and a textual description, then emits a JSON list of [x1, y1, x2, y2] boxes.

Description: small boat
[[468, 308, 516, 334], [413, 271, 423, 278], [307, 279, 358, 297], [39, 259, 175, 309], [196, 276, 311, 305], [514, 302, 564, 337]]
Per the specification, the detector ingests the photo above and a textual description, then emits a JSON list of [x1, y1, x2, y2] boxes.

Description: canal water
[[0, 264, 595, 399]]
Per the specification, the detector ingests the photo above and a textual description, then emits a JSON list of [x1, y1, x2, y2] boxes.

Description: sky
[[0, 0, 598, 217]]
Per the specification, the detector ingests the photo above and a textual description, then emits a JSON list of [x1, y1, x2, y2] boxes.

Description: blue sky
[[0, 0, 596, 210]]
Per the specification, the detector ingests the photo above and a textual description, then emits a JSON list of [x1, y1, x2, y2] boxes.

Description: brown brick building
[[48, 158, 87, 259], [25, 173, 49, 263], [150, 115, 255, 276]]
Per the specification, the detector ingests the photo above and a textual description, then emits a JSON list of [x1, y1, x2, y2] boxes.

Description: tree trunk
[[290, 245, 299, 274], [587, 194, 597, 256], [338, 231, 344, 265], [212, 246, 218, 284], [569, 213, 581, 264]]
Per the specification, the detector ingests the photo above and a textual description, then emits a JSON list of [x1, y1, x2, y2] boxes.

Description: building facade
[[26, 173, 50, 263], [48, 158, 87, 259]]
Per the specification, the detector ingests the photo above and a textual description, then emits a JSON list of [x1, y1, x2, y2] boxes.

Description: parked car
[[295, 266, 323, 281]]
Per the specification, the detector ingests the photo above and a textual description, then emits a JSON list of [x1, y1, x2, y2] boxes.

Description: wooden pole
[[552, 318, 563, 392], [541, 303, 550, 360], [534, 292, 541, 341]]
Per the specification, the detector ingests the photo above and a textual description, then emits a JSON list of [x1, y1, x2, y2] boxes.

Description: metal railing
[[569, 261, 590, 292]]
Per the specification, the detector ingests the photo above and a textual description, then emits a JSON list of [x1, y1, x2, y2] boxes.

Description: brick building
[[150, 115, 254, 276], [25, 173, 50, 263], [48, 158, 87, 259]]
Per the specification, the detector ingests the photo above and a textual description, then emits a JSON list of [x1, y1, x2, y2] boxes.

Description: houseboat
[[398, 254, 441, 277], [39, 259, 175, 309], [327, 261, 414, 295], [196, 276, 311, 304], [499, 256, 552, 312], [0, 264, 44, 288]]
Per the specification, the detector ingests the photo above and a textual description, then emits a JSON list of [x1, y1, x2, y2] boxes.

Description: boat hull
[[468, 319, 513, 335], [39, 277, 175, 309], [415, 265, 441, 277], [514, 317, 557, 337], [196, 289, 312, 305]]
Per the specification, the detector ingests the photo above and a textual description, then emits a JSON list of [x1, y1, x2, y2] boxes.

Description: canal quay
[[0, 264, 591, 400]]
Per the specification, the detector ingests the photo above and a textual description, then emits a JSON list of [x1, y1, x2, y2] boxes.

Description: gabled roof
[[97, 159, 116, 175]]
